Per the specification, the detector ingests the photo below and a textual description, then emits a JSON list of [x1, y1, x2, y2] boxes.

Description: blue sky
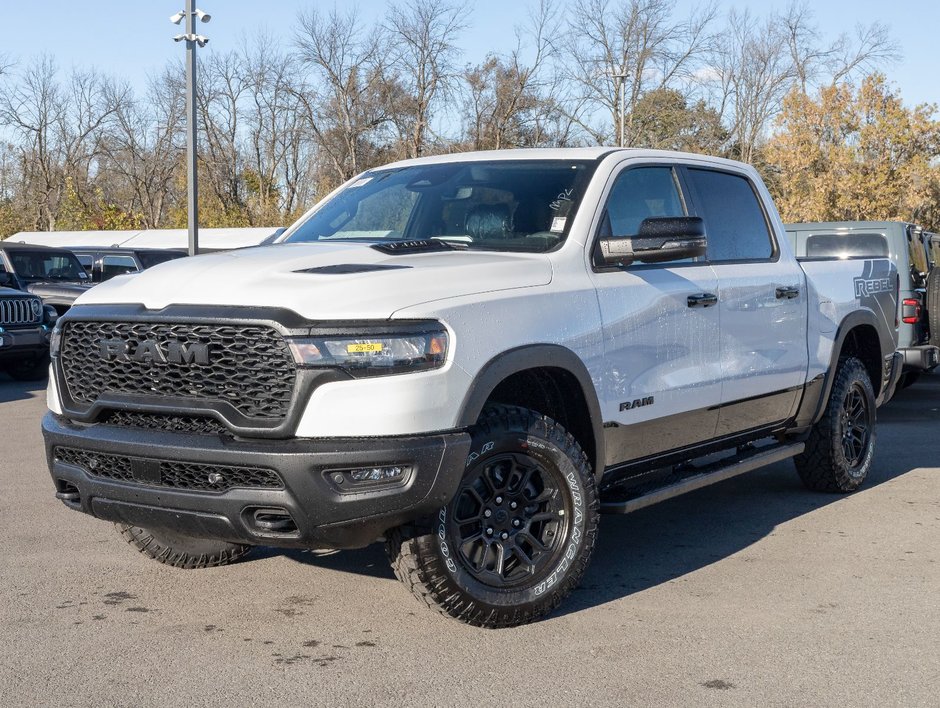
[[1, 0, 936, 107]]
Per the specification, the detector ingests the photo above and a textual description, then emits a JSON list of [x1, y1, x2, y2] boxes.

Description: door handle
[[687, 293, 718, 308], [775, 286, 800, 300]]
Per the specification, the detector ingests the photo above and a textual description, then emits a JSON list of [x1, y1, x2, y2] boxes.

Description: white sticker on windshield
[[78, 272, 88, 279], [550, 217, 567, 233], [349, 176, 373, 188]]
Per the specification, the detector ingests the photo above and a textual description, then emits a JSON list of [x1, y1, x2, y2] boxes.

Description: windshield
[[9, 250, 88, 282], [283, 160, 597, 253]]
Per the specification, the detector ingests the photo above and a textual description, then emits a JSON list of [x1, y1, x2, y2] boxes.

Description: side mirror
[[0, 271, 13, 287], [598, 216, 708, 266]]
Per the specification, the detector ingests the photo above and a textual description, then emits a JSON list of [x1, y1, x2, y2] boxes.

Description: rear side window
[[805, 233, 888, 258], [138, 251, 184, 269], [908, 231, 929, 274], [75, 254, 94, 273], [686, 169, 773, 262], [100, 255, 138, 281]]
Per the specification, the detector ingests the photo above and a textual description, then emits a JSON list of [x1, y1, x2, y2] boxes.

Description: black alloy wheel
[[448, 452, 570, 588]]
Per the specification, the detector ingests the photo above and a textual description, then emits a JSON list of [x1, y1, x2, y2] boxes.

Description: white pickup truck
[[43, 148, 901, 628]]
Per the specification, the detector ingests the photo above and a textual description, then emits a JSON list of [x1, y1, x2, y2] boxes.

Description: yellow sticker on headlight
[[346, 342, 384, 353]]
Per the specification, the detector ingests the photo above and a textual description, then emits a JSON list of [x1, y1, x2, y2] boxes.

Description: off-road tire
[[927, 267, 940, 347], [794, 357, 876, 493], [386, 405, 599, 628], [116, 523, 252, 569], [6, 353, 50, 381]]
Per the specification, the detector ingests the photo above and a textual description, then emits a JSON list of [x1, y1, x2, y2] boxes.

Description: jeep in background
[[44, 148, 901, 628], [70, 247, 187, 283], [785, 221, 939, 389], [0, 243, 93, 315], [0, 278, 57, 380]]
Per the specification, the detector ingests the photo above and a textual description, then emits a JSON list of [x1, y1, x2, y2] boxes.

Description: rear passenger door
[[682, 166, 808, 435], [590, 164, 721, 465]]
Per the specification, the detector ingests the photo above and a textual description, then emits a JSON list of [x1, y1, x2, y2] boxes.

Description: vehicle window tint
[[603, 167, 685, 238], [75, 254, 94, 273], [138, 251, 185, 269], [100, 255, 138, 281], [686, 169, 773, 261], [908, 232, 929, 274], [805, 233, 888, 258], [929, 236, 940, 267]]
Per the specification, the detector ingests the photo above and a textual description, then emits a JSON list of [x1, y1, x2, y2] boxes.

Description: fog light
[[329, 465, 411, 490], [349, 465, 407, 482]]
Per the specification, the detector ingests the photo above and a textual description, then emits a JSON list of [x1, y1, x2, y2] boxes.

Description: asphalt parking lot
[[1, 373, 938, 707]]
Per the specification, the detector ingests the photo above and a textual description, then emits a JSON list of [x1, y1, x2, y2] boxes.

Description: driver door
[[589, 165, 721, 466]]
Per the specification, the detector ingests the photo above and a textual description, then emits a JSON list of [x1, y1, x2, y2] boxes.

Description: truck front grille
[[0, 297, 41, 326], [60, 321, 296, 420], [101, 410, 230, 436], [54, 447, 284, 492]]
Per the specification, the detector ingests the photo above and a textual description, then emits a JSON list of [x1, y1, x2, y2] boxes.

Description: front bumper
[[0, 325, 48, 361], [42, 413, 471, 549], [899, 345, 940, 372]]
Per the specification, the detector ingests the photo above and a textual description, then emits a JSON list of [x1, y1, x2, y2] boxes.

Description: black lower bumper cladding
[[43, 412, 471, 549]]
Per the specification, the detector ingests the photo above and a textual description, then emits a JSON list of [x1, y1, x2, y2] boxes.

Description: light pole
[[608, 72, 628, 148], [171, 3, 210, 256]]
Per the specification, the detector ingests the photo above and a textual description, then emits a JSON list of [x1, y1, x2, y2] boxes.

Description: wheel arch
[[456, 345, 606, 479], [801, 311, 891, 428]]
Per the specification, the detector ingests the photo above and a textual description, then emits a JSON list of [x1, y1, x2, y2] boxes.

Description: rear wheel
[[386, 405, 599, 628], [794, 357, 876, 493], [116, 523, 251, 569]]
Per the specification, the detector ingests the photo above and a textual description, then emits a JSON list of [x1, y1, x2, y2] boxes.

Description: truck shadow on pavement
[[0, 372, 46, 404], [263, 374, 940, 610]]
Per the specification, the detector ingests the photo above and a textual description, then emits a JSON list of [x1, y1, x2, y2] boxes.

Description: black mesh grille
[[102, 410, 229, 436], [60, 321, 296, 419], [54, 447, 283, 492]]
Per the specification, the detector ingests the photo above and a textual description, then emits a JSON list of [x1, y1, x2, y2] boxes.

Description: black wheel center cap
[[494, 509, 509, 524]]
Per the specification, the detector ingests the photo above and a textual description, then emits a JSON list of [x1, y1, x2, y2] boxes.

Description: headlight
[[30, 299, 42, 317], [49, 325, 62, 357], [287, 323, 448, 377]]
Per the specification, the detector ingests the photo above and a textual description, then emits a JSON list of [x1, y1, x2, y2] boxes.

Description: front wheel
[[794, 357, 876, 493], [386, 405, 599, 628]]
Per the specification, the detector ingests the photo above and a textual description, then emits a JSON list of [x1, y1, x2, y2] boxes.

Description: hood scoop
[[294, 263, 412, 275], [371, 240, 464, 255]]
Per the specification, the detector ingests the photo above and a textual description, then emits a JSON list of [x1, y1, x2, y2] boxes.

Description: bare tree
[[563, 0, 718, 145], [98, 69, 184, 228], [293, 6, 394, 189], [386, 0, 468, 158]]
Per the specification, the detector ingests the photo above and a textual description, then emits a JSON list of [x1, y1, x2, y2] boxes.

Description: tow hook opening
[[246, 507, 298, 535], [55, 479, 81, 507]]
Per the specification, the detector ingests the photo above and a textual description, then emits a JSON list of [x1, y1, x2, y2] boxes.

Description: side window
[[75, 254, 94, 274], [686, 168, 773, 262], [100, 255, 138, 281], [602, 166, 685, 238], [907, 231, 929, 275]]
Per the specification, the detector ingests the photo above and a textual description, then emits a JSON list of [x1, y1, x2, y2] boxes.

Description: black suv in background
[[0, 243, 93, 315], [70, 247, 187, 283], [0, 280, 57, 380]]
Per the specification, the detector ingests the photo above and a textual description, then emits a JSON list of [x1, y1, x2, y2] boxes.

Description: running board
[[599, 442, 805, 515]]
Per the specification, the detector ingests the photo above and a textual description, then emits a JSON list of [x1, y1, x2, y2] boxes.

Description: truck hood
[[74, 242, 554, 319], [26, 281, 93, 304]]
